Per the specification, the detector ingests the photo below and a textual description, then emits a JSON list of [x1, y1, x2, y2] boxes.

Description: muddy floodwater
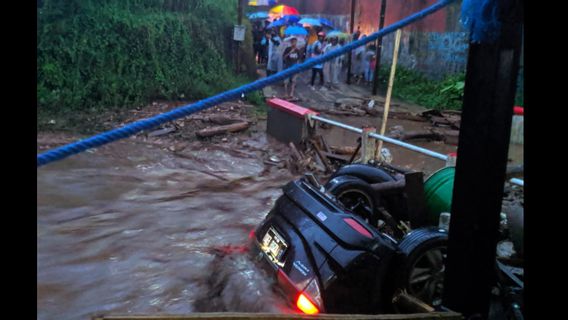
[[37, 123, 522, 320], [37, 133, 297, 320]]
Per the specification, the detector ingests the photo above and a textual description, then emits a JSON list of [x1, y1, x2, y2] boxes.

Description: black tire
[[396, 228, 448, 308], [329, 164, 395, 185], [326, 175, 378, 226]]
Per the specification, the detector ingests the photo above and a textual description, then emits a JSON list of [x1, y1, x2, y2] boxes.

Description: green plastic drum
[[423, 167, 455, 225]]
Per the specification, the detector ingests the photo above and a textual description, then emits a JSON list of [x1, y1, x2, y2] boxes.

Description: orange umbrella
[[269, 5, 300, 20]]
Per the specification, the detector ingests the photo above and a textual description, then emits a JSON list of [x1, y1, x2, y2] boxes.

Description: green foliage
[[377, 65, 465, 110], [37, 0, 246, 113]]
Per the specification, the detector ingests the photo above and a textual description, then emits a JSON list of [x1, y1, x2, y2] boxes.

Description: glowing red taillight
[[296, 293, 319, 315], [343, 218, 373, 239], [248, 229, 256, 239]]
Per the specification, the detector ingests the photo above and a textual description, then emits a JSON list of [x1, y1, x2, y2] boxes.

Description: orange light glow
[[296, 293, 319, 315]]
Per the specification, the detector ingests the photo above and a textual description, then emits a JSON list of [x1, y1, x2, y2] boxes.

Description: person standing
[[363, 45, 376, 85], [352, 34, 366, 83], [309, 32, 326, 89], [253, 23, 263, 64], [263, 30, 281, 77], [353, 25, 362, 41], [282, 37, 302, 99], [323, 37, 341, 89]]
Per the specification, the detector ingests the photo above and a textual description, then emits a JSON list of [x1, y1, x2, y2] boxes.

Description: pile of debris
[[323, 97, 463, 146], [284, 135, 363, 180]]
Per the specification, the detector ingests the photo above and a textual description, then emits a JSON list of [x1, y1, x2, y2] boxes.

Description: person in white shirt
[[323, 37, 341, 89]]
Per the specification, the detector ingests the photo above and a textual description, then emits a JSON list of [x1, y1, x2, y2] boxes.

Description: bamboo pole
[[375, 29, 402, 160]]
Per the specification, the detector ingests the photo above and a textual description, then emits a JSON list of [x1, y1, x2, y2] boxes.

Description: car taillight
[[248, 229, 255, 239], [343, 217, 373, 239], [297, 293, 319, 315]]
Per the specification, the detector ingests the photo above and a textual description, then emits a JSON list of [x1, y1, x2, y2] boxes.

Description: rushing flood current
[[37, 134, 296, 320]]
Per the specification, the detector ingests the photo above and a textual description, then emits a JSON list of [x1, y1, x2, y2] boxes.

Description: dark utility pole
[[442, 0, 523, 318], [236, 0, 245, 74], [346, 0, 357, 84], [372, 0, 387, 95]]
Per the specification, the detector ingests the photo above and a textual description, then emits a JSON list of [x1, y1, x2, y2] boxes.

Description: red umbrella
[[269, 5, 300, 19]]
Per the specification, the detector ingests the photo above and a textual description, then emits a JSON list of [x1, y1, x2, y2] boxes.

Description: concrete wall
[[277, 0, 469, 79]]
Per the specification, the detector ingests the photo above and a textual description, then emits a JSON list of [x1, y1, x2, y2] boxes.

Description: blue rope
[[37, 0, 457, 168]]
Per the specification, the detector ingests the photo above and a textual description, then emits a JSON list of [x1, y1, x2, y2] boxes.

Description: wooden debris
[[196, 122, 250, 138], [331, 146, 359, 155], [148, 127, 176, 137]]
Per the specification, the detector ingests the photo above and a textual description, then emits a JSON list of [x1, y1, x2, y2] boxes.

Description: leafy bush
[[377, 65, 465, 110], [37, 0, 249, 113]]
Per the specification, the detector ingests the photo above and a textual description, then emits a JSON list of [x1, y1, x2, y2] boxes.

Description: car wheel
[[326, 175, 378, 226], [396, 228, 448, 307]]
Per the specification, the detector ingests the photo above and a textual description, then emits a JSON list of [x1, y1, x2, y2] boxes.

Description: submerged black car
[[250, 165, 448, 315]]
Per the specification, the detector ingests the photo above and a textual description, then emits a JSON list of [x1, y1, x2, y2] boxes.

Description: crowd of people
[[252, 21, 378, 100]]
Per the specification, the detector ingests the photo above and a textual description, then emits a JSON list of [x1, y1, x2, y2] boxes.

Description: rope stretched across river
[[37, 0, 457, 168]]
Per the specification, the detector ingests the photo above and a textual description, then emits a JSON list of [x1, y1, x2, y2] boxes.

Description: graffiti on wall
[[380, 31, 469, 79]]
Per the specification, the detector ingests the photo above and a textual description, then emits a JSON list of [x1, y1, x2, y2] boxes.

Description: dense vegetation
[[37, 0, 253, 115], [376, 65, 466, 110]]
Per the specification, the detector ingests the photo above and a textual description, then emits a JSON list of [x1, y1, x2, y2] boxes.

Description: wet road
[[37, 134, 295, 320]]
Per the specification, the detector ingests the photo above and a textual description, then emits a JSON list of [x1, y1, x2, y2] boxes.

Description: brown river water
[[37, 122, 522, 319], [37, 133, 297, 320]]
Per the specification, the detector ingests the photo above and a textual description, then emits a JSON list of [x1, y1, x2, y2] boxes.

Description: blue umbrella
[[299, 18, 322, 27], [281, 15, 300, 24], [267, 19, 286, 29], [284, 26, 308, 36], [319, 18, 335, 28], [267, 15, 299, 29], [247, 12, 269, 20]]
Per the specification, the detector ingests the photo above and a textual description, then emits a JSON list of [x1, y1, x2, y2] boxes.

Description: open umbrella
[[284, 26, 308, 36], [269, 5, 300, 19], [267, 15, 299, 29], [247, 11, 269, 20], [298, 18, 322, 27], [326, 30, 349, 39], [319, 18, 335, 28]]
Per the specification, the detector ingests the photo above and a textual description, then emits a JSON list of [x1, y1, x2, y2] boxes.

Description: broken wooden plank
[[288, 142, 304, 160], [323, 151, 352, 163], [330, 146, 359, 155], [148, 127, 176, 137], [309, 140, 333, 172], [196, 122, 250, 138]]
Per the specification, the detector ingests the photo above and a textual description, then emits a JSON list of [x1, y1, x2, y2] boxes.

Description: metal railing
[[310, 114, 449, 161]]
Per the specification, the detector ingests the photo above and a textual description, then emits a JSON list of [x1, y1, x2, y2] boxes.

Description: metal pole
[[310, 114, 448, 161], [372, 0, 388, 95], [236, 0, 244, 74], [442, 0, 523, 317], [346, 0, 357, 84]]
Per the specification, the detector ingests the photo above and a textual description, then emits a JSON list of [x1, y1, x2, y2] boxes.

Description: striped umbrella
[[269, 5, 300, 19]]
